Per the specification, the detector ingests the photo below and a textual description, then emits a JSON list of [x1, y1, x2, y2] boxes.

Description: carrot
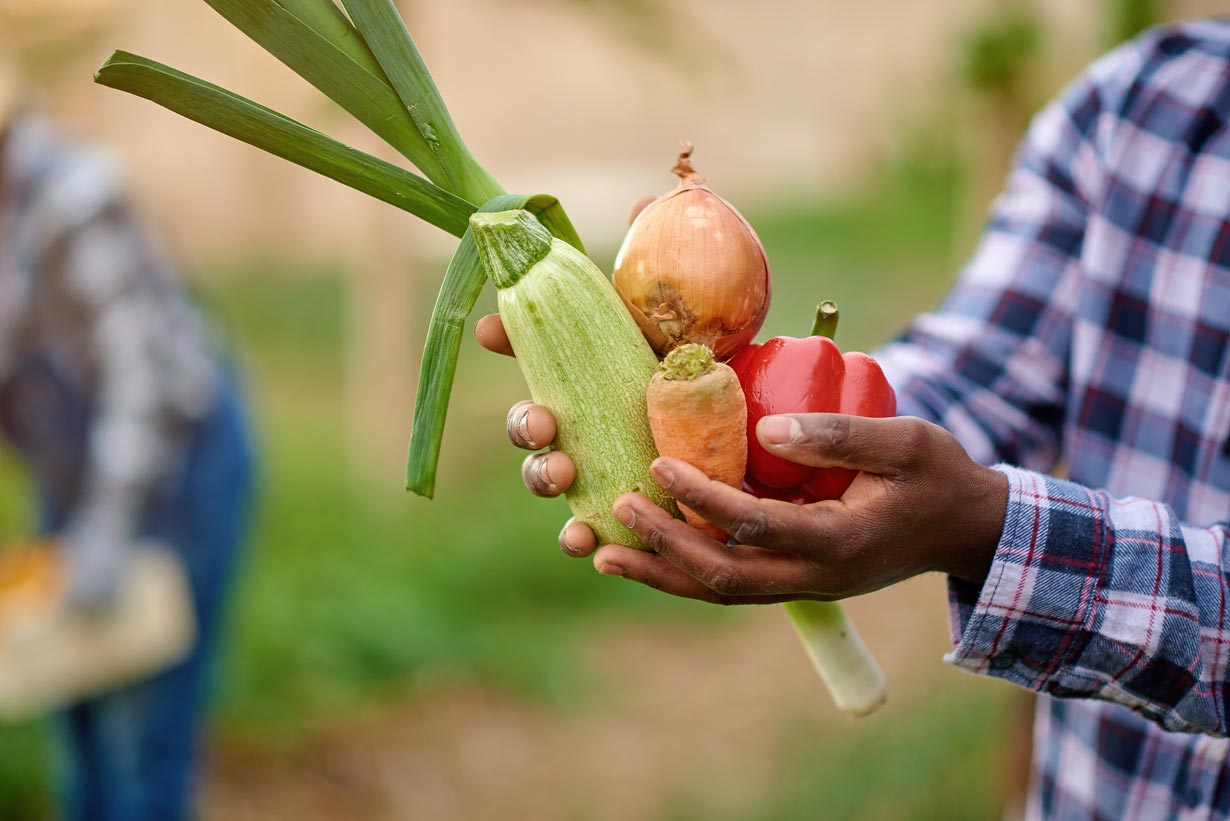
[[646, 344, 748, 540]]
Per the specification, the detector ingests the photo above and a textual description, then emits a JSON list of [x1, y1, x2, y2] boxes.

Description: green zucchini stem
[[469, 211, 554, 288]]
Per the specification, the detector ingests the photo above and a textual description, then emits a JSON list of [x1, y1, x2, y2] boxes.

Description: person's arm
[[873, 49, 1116, 469], [38, 158, 215, 609], [583, 410, 1230, 737], [949, 465, 1230, 736]]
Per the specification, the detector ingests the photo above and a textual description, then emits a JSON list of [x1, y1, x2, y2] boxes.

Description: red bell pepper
[[728, 302, 896, 504]]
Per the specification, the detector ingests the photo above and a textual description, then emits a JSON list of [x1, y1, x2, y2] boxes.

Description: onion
[[613, 142, 771, 360]]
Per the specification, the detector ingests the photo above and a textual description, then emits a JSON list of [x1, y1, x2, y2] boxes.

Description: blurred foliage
[[959, 4, 1044, 96], [759, 685, 1017, 820], [1106, 0, 1163, 46], [0, 119, 979, 819], [663, 684, 1020, 820]]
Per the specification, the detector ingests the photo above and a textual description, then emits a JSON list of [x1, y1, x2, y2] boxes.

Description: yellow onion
[[613, 142, 770, 360]]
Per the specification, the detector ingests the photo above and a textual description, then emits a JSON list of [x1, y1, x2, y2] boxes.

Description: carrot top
[[660, 343, 716, 381]]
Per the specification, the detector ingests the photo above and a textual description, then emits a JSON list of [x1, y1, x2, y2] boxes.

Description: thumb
[[756, 413, 931, 476]]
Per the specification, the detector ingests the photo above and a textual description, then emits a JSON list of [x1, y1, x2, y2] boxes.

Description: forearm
[[947, 466, 1230, 736], [876, 325, 1067, 470]]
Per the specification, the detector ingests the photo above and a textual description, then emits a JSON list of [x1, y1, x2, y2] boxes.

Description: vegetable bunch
[[94, 1, 889, 716]]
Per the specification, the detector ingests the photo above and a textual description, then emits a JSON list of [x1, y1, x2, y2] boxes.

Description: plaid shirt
[[0, 112, 217, 543], [876, 21, 1230, 820]]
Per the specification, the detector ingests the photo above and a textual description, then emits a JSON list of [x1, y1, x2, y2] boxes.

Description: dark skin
[[477, 313, 1009, 603]]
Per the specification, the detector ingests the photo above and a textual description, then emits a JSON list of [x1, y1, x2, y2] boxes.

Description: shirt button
[[990, 654, 1016, 671]]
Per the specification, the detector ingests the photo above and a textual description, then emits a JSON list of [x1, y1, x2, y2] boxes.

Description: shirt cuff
[[944, 464, 1112, 694]]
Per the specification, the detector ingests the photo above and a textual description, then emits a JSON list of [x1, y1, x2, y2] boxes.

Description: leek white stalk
[[785, 601, 886, 717]]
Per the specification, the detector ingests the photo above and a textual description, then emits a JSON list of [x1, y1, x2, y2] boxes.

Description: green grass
[[661, 681, 1022, 821], [0, 140, 993, 816]]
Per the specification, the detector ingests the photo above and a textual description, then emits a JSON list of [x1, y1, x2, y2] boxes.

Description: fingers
[[649, 457, 838, 553], [756, 413, 940, 476], [559, 517, 598, 557], [522, 451, 575, 498], [611, 493, 816, 596], [591, 545, 820, 605], [474, 313, 515, 357], [506, 400, 557, 450]]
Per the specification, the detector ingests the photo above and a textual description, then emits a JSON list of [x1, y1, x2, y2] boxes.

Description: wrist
[[940, 464, 1009, 584]]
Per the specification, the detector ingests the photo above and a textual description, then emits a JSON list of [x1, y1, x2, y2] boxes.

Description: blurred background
[[0, 0, 1223, 818]]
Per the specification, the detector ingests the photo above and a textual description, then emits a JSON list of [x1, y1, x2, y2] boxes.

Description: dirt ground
[[201, 575, 1032, 821]]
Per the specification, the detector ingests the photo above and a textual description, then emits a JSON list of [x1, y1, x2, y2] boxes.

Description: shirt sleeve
[[47, 192, 215, 544], [948, 465, 1230, 737], [874, 47, 1121, 471]]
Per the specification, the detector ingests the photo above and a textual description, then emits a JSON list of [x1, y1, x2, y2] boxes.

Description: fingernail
[[597, 562, 626, 577], [651, 461, 675, 489], [614, 504, 636, 528], [760, 416, 800, 445], [518, 408, 536, 449], [560, 521, 579, 556], [507, 401, 536, 448], [536, 457, 557, 494]]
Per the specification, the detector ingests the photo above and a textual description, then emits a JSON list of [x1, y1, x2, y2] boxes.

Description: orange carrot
[[646, 344, 748, 540]]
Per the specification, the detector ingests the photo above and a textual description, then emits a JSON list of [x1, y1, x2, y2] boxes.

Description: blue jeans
[[42, 371, 255, 821]]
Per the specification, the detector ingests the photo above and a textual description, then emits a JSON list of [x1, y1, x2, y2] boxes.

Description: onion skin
[[612, 144, 771, 361]]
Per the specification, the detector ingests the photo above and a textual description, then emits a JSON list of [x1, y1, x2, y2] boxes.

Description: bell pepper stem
[[783, 600, 887, 717], [811, 300, 840, 339]]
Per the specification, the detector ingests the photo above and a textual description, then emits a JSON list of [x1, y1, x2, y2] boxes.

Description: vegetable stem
[[469, 211, 554, 288], [783, 601, 887, 717], [811, 300, 840, 340]]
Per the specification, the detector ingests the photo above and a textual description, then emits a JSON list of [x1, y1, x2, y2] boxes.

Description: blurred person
[[479, 20, 1230, 820], [0, 2, 255, 819]]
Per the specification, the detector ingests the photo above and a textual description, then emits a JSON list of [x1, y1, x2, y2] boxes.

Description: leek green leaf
[[201, 0, 448, 183], [95, 51, 473, 237], [269, 0, 381, 76], [339, 0, 502, 204]]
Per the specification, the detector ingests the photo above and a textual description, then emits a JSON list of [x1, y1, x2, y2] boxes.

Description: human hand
[[493, 391, 597, 558], [591, 413, 1008, 604]]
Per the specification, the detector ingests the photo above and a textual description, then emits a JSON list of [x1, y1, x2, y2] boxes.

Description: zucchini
[[470, 210, 678, 546]]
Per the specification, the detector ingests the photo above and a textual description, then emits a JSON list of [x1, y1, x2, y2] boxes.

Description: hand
[[61, 517, 131, 614], [477, 315, 601, 557], [594, 414, 1008, 604]]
